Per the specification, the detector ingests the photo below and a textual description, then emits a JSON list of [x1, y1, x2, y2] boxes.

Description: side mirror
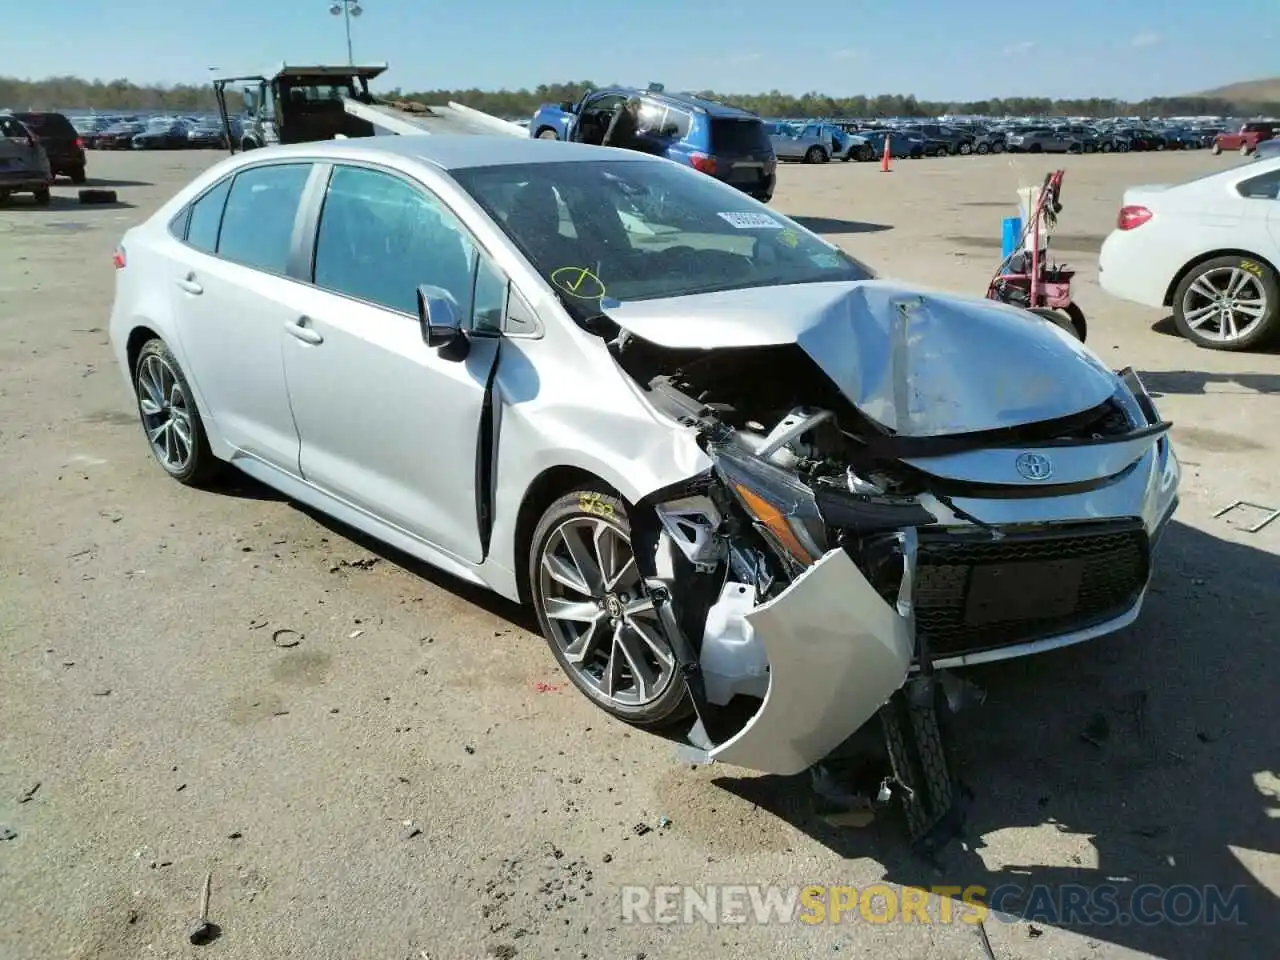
[[417, 285, 462, 348]]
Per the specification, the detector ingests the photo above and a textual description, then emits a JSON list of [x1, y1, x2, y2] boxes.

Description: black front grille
[[913, 523, 1150, 658]]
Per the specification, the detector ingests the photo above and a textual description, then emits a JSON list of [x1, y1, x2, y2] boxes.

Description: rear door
[[167, 161, 314, 471], [708, 117, 774, 190]]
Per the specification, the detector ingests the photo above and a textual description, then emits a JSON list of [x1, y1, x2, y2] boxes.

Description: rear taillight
[[75, 137, 84, 149], [1117, 205, 1152, 230], [112, 246, 126, 269], [689, 152, 718, 175]]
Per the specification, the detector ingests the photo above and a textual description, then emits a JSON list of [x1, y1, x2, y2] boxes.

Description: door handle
[[176, 275, 203, 295], [286, 316, 324, 345]]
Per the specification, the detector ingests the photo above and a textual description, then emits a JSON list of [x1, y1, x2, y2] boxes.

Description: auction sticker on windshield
[[550, 266, 607, 300], [718, 212, 784, 229]]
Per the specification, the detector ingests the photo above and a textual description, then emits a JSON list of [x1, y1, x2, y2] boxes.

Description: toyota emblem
[[1015, 452, 1053, 481]]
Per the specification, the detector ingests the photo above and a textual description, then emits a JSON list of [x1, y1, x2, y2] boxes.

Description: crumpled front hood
[[603, 279, 1119, 437]]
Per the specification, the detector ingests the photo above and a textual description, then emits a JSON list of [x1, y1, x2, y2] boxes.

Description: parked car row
[[71, 114, 242, 150]]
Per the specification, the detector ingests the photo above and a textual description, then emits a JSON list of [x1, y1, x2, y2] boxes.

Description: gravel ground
[[0, 147, 1277, 960]]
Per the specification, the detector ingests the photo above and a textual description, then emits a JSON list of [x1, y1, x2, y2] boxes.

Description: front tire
[[804, 145, 828, 163], [33, 186, 51, 206], [1211, 142, 1222, 155], [1240, 143, 1252, 156], [976, 142, 990, 155], [70, 166, 87, 184], [958, 142, 972, 156], [133, 338, 223, 485], [536, 127, 559, 140], [1172, 255, 1279, 351], [529, 489, 689, 727]]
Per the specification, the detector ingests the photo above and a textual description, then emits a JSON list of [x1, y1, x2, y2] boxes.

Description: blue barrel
[[1001, 216, 1023, 260]]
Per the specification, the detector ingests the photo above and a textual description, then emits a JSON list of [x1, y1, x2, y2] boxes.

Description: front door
[[167, 162, 313, 471], [281, 163, 501, 564]]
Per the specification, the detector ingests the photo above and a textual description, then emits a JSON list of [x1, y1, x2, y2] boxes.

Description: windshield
[[450, 159, 875, 323]]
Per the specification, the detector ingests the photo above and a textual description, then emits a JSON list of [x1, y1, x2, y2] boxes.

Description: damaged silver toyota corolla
[[111, 138, 1179, 836]]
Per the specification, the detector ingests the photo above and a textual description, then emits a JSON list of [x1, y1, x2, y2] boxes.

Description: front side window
[[217, 163, 312, 274], [451, 159, 875, 325], [312, 164, 481, 318], [184, 177, 233, 253]]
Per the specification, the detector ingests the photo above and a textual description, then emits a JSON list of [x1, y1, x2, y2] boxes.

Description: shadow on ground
[[0, 195, 135, 212], [792, 216, 893, 235], [284, 495, 539, 634], [715, 520, 1279, 959], [80, 178, 152, 188], [1149, 315, 1280, 354], [948, 233, 1107, 254], [1139, 369, 1280, 396]]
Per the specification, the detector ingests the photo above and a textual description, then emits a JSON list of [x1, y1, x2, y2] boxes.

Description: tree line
[[4, 74, 1278, 120]]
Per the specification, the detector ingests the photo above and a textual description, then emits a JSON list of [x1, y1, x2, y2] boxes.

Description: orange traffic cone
[[881, 135, 892, 172]]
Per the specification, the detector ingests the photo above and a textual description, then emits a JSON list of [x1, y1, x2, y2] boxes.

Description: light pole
[[328, 0, 363, 65]]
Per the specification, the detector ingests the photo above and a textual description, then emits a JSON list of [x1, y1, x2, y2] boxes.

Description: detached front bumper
[[705, 548, 914, 776]]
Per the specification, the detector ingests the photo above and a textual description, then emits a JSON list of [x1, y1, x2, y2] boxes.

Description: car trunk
[[708, 117, 774, 188]]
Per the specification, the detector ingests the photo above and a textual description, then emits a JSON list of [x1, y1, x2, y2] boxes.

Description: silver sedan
[[108, 136, 1179, 779]]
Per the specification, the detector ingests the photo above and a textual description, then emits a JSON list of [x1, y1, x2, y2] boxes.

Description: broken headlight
[[707, 439, 828, 569]]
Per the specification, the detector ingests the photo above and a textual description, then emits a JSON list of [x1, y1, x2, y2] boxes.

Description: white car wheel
[[1173, 256, 1279, 351]]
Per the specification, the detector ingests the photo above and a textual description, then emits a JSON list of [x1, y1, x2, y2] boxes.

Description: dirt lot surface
[[1, 147, 1277, 960]]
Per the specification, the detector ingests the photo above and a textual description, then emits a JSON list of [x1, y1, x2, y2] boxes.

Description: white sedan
[[1098, 156, 1280, 350]]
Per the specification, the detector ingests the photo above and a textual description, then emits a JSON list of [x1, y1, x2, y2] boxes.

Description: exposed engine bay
[[601, 325, 1175, 850]]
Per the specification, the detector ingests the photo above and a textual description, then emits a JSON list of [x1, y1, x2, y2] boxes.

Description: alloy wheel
[[136, 353, 195, 473], [1181, 267, 1269, 343], [537, 516, 675, 708]]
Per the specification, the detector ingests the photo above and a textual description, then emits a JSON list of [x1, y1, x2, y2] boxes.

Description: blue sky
[[4, 0, 1277, 101]]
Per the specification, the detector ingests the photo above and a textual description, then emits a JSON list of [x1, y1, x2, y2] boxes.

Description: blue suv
[[529, 85, 777, 203]]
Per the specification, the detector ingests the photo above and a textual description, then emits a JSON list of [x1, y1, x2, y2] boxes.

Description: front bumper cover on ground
[[702, 547, 914, 776]]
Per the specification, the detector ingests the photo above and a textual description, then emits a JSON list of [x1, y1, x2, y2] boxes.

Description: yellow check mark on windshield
[[550, 266, 606, 299]]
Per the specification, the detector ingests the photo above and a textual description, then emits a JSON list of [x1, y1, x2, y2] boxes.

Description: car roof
[[600, 86, 759, 120], [231, 134, 667, 170]]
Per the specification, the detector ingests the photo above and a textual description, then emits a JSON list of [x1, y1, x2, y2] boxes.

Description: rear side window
[[185, 178, 233, 254], [13, 113, 76, 138], [217, 163, 311, 274], [709, 118, 771, 154], [0, 117, 29, 139]]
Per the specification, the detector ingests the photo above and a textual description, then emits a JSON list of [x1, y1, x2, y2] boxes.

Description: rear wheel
[[133, 338, 223, 485], [1031, 305, 1087, 342], [856, 143, 875, 162], [1240, 143, 1252, 156], [958, 142, 972, 155], [1172, 255, 1279, 350], [1101, 141, 1114, 153], [1211, 142, 1222, 155], [1029, 143, 1043, 154], [976, 142, 990, 155], [69, 166, 87, 184], [991, 141, 1005, 154], [529, 489, 689, 727], [804, 145, 828, 163], [33, 186, 50, 206]]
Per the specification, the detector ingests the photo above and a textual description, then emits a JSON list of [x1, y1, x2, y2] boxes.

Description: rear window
[[12, 113, 77, 138], [709, 118, 771, 155]]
